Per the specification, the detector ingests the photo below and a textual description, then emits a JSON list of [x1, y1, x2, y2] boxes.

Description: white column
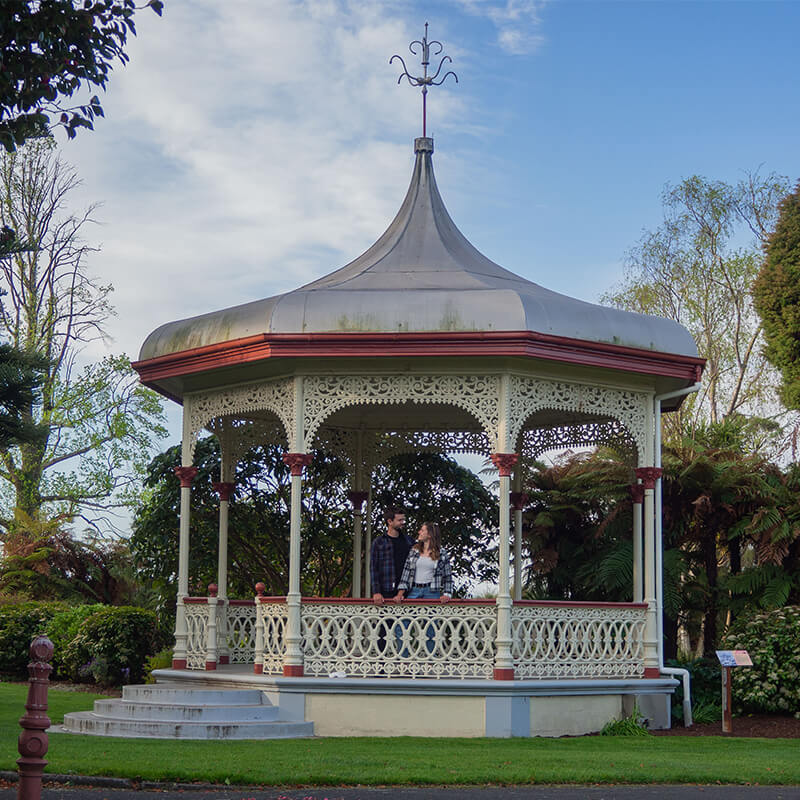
[[172, 463, 197, 669], [363, 486, 373, 597], [630, 482, 644, 603], [212, 480, 233, 664], [349, 491, 367, 598], [492, 452, 518, 680], [636, 466, 661, 675], [511, 471, 525, 602], [205, 586, 218, 670]]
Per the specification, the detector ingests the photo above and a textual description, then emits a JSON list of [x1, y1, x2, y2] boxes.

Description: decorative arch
[[520, 419, 638, 464], [302, 374, 501, 452], [508, 375, 649, 462]]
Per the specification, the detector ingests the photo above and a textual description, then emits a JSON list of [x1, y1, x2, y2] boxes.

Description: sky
[[59, 0, 800, 448]]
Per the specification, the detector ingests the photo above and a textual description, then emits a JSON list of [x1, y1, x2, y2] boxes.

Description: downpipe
[[654, 382, 702, 727]]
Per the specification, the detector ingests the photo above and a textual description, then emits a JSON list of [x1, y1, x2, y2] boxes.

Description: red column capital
[[634, 467, 663, 490], [347, 490, 369, 511], [254, 582, 266, 597], [491, 453, 519, 477], [207, 583, 218, 598], [282, 452, 313, 476], [174, 466, 198, 488], [629, 483, 645, 504], [509, 491, 529, 511], [212, 481, 234, 501]]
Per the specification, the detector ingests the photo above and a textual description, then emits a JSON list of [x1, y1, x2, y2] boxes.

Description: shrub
[[665, 656, 721, 723], [61, 606, 168, 686], [0, 601, 71, 677], [45, 604, 105, 679], [144, 647, 173, 683], [600, 705, 650, 736], [722, 605, 800, 714]]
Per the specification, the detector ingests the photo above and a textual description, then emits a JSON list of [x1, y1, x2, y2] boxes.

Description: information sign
[[716, 650, 753, 667]]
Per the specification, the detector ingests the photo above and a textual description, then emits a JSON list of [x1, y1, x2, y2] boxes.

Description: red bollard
[[17, 635, 54, 800]]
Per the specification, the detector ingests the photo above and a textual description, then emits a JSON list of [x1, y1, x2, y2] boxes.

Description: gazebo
[[130, 129, 703, 736]]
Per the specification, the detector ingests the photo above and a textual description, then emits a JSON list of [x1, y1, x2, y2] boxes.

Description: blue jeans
[[397, 587, 441, 656]]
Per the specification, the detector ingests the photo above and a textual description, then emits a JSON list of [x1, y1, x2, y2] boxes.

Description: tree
[[0, 0, 163, 152], [753, 181, 800, 410], [0, 138, 166, 531], [604, 172, 791, 443], [131, 438, 499, 609], [0, 342, 47, 451]]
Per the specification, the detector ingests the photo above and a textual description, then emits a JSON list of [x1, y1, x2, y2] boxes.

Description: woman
[[393, 522, 453, 603]]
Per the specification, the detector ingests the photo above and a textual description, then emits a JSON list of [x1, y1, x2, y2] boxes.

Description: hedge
[[0, 602, 170, 686], [722, 605, 800, 715]]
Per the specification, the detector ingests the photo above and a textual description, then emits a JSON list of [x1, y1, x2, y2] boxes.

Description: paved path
[[2, 785, 799, 800]]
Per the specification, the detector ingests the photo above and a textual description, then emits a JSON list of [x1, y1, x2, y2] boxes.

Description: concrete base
[[149, 666, 677, 738]]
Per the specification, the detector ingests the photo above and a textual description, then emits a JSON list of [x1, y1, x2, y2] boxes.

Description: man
[[371, 506, 413, 605]]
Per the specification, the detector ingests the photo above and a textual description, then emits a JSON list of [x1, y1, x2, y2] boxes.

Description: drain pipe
[[654, 382, 702, 727]]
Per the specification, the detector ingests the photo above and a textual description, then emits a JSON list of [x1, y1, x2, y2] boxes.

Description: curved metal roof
[[139, 137, 698, 361]]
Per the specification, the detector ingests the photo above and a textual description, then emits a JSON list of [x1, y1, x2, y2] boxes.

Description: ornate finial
[[390, 22, 458, 138]]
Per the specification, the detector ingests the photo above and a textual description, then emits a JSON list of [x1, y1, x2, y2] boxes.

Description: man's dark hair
[[384, 506, 406, 523]]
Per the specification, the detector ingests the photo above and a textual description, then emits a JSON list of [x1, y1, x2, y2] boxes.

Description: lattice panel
[[226, 603, 258, 664], [303, 375, 501, 452], [522, 420, 637, 463], [511, 605, 646, 679], [299, 603, 496, 679], [258, 602, 289, 675], [185, 377, 296, 458], [184, 603, 208, 670], [509, 375, 649, 461]]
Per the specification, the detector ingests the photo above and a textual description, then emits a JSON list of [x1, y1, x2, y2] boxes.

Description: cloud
[[66, 1, 469, 361], [453, 0, 548, 55]]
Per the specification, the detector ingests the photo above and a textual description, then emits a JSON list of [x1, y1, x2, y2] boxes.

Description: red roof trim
[[133, 330, 705, 387]]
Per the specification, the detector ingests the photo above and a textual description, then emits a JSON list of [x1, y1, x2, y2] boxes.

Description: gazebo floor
[[149, 665, 677, 737]]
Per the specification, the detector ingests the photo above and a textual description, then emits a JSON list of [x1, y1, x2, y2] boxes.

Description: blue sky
[[59, 0, 799, 445]]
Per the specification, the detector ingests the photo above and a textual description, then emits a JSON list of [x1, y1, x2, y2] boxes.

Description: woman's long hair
[[415, 522, 442, 561]]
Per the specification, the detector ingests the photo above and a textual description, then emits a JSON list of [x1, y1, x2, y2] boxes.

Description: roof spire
[[390, 22, 458, 138]]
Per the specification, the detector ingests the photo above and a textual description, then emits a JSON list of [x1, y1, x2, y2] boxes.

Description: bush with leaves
[[722, 605, 800, 714], [0, 600, 70, 676], [45, 603, 104, 679], [665, 656, 721, 723], [61, 605, 167, 686]]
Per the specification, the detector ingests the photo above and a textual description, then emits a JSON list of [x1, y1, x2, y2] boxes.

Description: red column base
[[205, 661, 217, 671], [219, 655, 230, 665], [171, 659, 187, 669], [493, 668, 515, 681], [283, 664, 304, 677], [253, 663, 264, 674], [643, 667, 661, 678]]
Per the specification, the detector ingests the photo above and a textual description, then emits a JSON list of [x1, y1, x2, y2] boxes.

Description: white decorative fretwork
[[302, 374, 502, 452], [511, 604, 646, 679], [257, 601, 290, 675], [184, 377, 296, 459], [299, 602, 496, 679], [523, 420, 637, 463], [509, 375, 649, 461], [184, 602, 208, 669], [226, 602, 259, 664]]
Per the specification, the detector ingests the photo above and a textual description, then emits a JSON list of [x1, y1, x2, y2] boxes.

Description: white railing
[[184, 597, 647, 680]]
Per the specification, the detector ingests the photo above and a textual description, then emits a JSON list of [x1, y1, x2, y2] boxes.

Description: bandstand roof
[[135, 137, 703, 402]]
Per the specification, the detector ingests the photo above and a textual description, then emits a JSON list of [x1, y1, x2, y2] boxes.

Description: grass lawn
[[1, 682, 798, 786]]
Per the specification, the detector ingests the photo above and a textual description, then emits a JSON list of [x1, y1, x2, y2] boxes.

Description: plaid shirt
[[397, 548, 454, 596], [370, 532, 414, 597]]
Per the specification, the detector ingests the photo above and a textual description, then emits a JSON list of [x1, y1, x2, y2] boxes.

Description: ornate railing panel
[[226, 601, 258, 663], [184, 599, 646, 680], [258, 600, 289, 675], [184, 600, 208, 669], [511, 603, 646, 679], [299, 601, 496, 679]]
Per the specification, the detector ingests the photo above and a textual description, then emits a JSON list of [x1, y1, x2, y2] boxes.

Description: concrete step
[[61, 684, 313, 740], [92, 698, 280, 722], [62, 711, 313, 740], [121, 685, 265, 705]]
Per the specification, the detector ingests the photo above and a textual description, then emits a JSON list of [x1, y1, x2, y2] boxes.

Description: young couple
[[370, 506, 453, 605]]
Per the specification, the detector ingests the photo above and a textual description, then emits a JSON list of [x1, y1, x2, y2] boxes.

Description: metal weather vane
[[390, 23, 458, 138]]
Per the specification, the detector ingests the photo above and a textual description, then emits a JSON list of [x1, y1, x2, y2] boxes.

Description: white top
[[414, 554, 437, 585]]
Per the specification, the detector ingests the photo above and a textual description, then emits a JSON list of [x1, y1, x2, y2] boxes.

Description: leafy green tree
[[0, 138, 166, 531], [604, 172, 791, 443], [0, 0, 163, 151], [0, 342, 47, 452], [753, 181, 800, 410], [131, 438, 498, 609]]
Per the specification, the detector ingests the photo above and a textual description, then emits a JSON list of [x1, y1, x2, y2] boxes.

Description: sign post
[[715, 650, 752, 734]]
